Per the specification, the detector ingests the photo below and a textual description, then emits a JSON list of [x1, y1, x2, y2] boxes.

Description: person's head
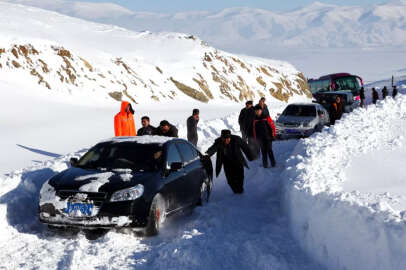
[[259, 97, 266, 106], [394, 85, 397, 89], [221, 129, 231, 145], [372, 87, 376, 91], [336, 96, 341, 103], [192, 109, 199, 120], [141, 116, 150, 127], [159, 120, 170, 133], [245, 100, 253, 108], [254, 105, 263, 117]]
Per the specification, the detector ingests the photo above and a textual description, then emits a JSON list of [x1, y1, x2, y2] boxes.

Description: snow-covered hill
[[0, 1, 310, 105]]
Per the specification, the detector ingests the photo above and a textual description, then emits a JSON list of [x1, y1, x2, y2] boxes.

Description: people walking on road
[[238, 101, 254, 141], [206, 130, 254, 194], [114, 101, 136, 137], [156, 120, 178, 138], [257, 97, 270, 117], [372, 88, 379, 104], [187, 109, 199, 146], [253, 105, 276, 168], [137, 116, 156, 136], [392, 85, 398, 98], [382, 86, 389, 99], [330, 96, 343, 125], [360, 87, 365, 108]]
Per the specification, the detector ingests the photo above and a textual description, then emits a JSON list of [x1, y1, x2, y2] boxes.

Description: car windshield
[[309, 79, 331, 94], [334, 76, 361, 95], [77, 142, 164, 172], [283, 105, 316, 117]]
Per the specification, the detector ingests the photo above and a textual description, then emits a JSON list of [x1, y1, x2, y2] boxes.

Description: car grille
[[57, 190, 107, 202], [283, 122, 300, 127]]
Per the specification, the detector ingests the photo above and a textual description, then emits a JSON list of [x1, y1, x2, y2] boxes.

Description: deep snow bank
[[283, 95, 406, 270]]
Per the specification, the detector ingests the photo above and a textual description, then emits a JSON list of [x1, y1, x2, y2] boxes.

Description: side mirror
[[170, 162, 183, 172], [70, 158, 79, 167]]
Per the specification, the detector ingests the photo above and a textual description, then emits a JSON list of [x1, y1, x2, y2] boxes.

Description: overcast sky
[[73, 0, 387, 13]]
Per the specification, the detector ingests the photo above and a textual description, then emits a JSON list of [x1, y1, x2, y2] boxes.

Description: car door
[[176, 142, 203, 205], [161, 142, 187, 212]]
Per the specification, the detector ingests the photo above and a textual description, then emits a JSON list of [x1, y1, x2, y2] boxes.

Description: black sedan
[[39, 136, 213, 236]]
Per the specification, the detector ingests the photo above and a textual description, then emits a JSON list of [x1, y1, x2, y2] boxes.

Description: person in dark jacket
[[330, 96, 343, 125], [253, 105, 276, 168], [257, 97, 270, 118], [372, 88, 379, 104], [360, 87, 365, 108], [206, 130, 254, 194], [137, 116, 156, 136], [187, 109, 199, 146], [156, 120, 178, 137], [238, 101, 254, 141], [392, 85, 398, 98], [382, 86, 389, 99]]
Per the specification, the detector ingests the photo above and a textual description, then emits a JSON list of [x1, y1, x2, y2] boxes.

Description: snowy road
[[0, 139, 323, 270]]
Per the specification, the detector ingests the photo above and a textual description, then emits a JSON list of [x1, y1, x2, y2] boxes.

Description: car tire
[[145, 194, 166, 236], [197, 179, 212, 206]]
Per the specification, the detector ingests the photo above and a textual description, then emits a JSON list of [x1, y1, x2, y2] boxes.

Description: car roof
[[286, 103, 317, 107], [100, 136, 179, 146]]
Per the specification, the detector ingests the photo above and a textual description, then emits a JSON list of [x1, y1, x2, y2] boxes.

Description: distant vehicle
[[275, 103, 330, 138], [308, 73, 364, 100], [39, 137, 213, 236], [313, 91, 359, 114]]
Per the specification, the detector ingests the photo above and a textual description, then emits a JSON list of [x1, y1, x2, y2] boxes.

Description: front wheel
[[145, 194, 166, 236], [197, 179, 212, 206]]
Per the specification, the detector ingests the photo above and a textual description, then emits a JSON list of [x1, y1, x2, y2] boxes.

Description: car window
[[166, 144, 182, 166], [176, 142, 196, 163], [283, 105, 316, 117]]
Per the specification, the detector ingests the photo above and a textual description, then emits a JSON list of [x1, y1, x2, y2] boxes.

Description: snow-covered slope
[[283, 95, 406, 270], [0, 2, 310, 105]]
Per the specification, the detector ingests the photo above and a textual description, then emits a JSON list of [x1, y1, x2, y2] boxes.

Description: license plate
[[64, 202, 94, 217], [286, 129, 300, 134]]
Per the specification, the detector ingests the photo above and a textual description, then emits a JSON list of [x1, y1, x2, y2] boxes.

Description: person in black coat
[[137, 116, 156, 136], [238, 101, 254, 141], [257, 97, 270, 118], [360, 87, 365, 108], [382, 86, 389, 99], [156, 120, 178, 137], [392, 85, 398, 98], [253, 105, 276, 168], [187, 109, 199, 146], [372, 88, 379, 104], [206, 130, 255, 194], [330, 96, 343, 125]]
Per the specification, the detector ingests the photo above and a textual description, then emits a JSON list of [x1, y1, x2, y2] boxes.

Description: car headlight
[[110, 185, 144, 202]]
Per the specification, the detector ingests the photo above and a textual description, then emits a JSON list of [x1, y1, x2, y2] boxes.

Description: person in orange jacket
[[114, 101, 136, 136]]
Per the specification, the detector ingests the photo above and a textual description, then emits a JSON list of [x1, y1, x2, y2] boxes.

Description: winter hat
[[221, 129, 231, 139], [193, 109, 199, 115], [254, 105, 262, 111], [160, 120, 170, 127], [246, 100, 253, 105]]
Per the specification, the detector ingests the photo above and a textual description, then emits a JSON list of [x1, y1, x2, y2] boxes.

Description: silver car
[[275, 103, 329, 138]]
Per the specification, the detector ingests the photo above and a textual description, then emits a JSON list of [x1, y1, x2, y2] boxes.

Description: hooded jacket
[[114, 101, 136, 137]]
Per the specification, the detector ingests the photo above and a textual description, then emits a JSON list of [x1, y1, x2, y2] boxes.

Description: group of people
[[113, 98, 277, 194], [360, 85, 399, 106]]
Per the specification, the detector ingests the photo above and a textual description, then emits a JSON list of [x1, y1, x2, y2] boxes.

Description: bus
[[308, 73, 364, 100]]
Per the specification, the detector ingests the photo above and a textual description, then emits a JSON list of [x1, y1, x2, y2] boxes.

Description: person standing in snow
[[257, 97, 270, 118], [114, 101, 136, 137], [360, 87, 365, 108], [392, 85, 398, 98], [252, 105, 276, 168], [206, 130, 254, 194], [238, 101, 255, 141], [330, 96, 343, 125], [372, 88, 379, 104], [156, 120, 178, 138], [187, 109, 199, 146], [382, 86, 389, 99], [137, 116, 156, 136]]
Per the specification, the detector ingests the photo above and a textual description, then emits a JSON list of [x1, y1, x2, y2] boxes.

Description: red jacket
[[114, 101, 136, 136], [253, 116, 276, 139]]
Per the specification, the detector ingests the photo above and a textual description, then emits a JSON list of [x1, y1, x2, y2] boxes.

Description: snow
[[283, 94, 406, 270]]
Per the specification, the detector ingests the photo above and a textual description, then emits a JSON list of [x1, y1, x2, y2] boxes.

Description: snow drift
[[283, 95, 406, 270]]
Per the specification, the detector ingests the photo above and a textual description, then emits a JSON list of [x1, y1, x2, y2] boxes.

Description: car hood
[[277, 115, 316, 124], [49, 167, 158, 193]]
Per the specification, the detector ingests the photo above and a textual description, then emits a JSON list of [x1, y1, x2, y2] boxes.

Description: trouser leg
[[266, 140, 276, 167], [260, 141, 268, 167], [224, 161, 244, 193]]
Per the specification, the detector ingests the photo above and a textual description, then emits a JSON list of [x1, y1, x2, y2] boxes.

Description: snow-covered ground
[[283, 94, 406, 270]]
